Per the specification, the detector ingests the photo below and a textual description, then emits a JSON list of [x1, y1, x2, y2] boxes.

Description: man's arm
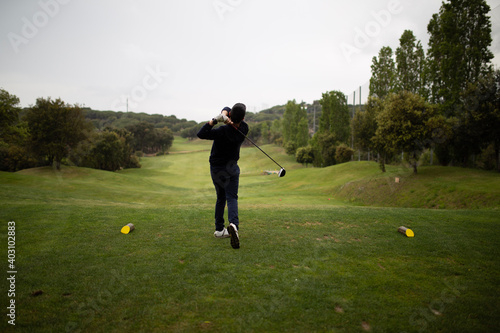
[[197, 110, 231, 140], [197, 121, 226, 140], [197, 122, 213, 140]]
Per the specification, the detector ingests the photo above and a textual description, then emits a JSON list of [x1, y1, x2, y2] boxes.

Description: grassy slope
[[240, 157, 500, 210], [11, 137, 500, 209], [0, 137, 499, 332]]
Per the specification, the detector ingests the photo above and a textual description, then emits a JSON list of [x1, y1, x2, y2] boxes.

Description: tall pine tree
[[318, 91, 350, 144], [395, 30, 427, 98], [282, 100, 309, 154], [427, 0, 493, 116], [369, 46, 396, 100]]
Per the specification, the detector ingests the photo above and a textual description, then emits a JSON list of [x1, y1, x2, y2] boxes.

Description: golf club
[[231, 124, 286, 177]]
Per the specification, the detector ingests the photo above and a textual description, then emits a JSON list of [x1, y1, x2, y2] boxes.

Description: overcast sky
[[1, 0, 499, 122]]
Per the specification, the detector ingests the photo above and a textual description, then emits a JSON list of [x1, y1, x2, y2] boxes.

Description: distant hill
[[80, 101, 364, 137], [82, 108, 199, 134]]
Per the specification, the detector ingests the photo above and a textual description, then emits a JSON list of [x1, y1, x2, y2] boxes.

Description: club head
[[278, 168, 286, 177]]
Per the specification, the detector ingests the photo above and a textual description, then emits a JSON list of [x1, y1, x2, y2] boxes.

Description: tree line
[[203, 0, 499, 173], [0, 94, 178, 172], [357, 0, 499, 173]]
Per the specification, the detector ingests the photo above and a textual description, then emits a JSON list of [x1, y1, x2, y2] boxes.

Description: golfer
[[197, 103, 248, 249]]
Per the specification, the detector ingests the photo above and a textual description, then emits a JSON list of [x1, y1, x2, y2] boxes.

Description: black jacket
[[197, 122, 249, 166]]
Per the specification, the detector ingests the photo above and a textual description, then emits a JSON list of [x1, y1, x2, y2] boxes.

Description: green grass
[[1, 138, 499, 332], [332, 163, 500, 209]]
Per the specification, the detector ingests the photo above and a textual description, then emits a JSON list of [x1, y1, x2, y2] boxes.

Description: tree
[[282, 100, 298, 146], [0, 89, 36, 171], [247, 122, 263, 144], [453, 70, 500, 167], [126, 121, 155, 152], [374, 92, 438, 174], [155, 127, 174, 155], [369, 46, 396, 99], [69, 128, 140, 171], [25, 98, 90, 170], [0, 89, 20, 133], [296, 116, 309, 148], [311, 91, 351, 167], [296, 146, 314, 167], [427, 0, 493, 115], [395, 30, 427, 97], [494, 70, 500, 172], [426, 0, 494, 167], [352, 96, 382, 157], [310, 132, 337, 167], [269, 119, 282, 145], [319, 91, 350, 144], [125, 122, 173, 154], [282, 100, 309, 154], [260, 122, 270, 144], [284, 141, 297, 155], [335, 144, 354, 164], [93, 131, 127, 171], [181, 123, 203, 140]]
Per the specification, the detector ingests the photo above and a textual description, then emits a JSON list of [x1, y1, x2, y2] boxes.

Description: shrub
[[284, 141, 297, 155], [335, 144, 354, 164], [296, 146, 314, 167]]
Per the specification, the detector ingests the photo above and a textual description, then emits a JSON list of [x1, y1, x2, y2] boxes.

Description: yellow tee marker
[[398, 226, 414, 237], [121, 223, 135, 234]]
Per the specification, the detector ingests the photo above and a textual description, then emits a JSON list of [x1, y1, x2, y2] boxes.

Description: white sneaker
[[214, 228, 230, 238], [227, 223, 240, 249]]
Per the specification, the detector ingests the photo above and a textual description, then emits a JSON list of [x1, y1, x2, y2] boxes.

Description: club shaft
[[232, 125, 284, 169]]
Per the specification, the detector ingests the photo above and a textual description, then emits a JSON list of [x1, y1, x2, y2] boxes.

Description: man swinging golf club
[[197, 103, 248, 249]]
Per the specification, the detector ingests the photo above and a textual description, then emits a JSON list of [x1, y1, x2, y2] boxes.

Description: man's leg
[[211, 166, 228, 232], [226, 164, 240, 249], [226, 165, 240, 230]]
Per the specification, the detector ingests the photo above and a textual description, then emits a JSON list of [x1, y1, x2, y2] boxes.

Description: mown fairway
[[1, 137, 499, 332]]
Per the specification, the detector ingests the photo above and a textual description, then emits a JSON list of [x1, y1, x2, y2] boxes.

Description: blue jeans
[[210, 162, 240, 232]]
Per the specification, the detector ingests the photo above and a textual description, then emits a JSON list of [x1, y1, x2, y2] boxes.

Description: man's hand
[[221, 110, 235, 125], [214, 113, 229, 124]]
